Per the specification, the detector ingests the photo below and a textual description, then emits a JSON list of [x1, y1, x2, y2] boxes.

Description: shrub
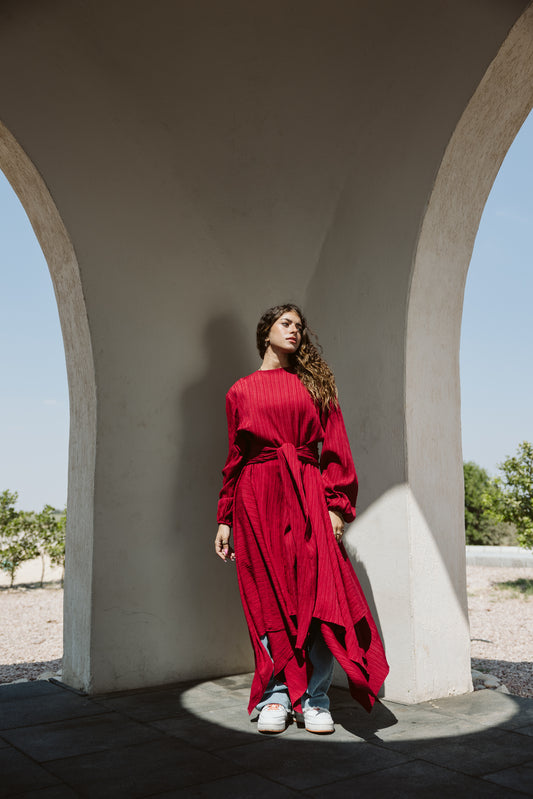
[[0, 490, 39, 587], [486, 441, 533, 550], [0, 490, 66, 587], [464, 462, 517, 546]]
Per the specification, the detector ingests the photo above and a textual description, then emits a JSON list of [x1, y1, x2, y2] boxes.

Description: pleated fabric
[[217, 367, 389, 714]]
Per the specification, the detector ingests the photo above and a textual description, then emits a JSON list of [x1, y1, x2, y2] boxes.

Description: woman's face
[[267, 310, 303, 355]]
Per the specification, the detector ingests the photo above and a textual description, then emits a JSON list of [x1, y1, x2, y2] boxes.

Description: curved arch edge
[[405, 7, 533, 699], [0, 120, 96, 691]]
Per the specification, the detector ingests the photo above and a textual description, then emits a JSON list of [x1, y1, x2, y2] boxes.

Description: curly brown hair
[[256, 303, 338, 410]]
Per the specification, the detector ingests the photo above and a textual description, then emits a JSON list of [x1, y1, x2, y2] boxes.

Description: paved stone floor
[[1, 674, 533, 797]]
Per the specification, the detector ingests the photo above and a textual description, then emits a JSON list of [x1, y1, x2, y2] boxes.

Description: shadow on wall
[[171, 313, 255, 675], [343, 537, 384, 647], [171, 310, 392, 680], [335, 534, 388, 697]]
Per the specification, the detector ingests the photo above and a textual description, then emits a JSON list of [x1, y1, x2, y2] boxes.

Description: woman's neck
[[260, 347, 290, 371]]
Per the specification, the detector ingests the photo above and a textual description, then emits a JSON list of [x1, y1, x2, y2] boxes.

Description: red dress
[[217, 367, 389, 713]]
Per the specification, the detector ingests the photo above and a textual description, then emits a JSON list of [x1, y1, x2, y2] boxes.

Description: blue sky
[[460, 109, 533, 475], [1, 111, 532, 510], [0, 175, 69, 511]]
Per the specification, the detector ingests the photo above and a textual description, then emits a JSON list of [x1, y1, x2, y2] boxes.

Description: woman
[[215, 304, 388, 734]]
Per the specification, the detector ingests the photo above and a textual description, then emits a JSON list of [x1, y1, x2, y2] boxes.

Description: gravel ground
[[0, 583, 63, 683], [468, 565, 532, 698], [1, 565, 531, 696]]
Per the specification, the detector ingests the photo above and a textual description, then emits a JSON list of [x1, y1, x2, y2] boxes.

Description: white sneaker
[[257, 703, 289, 733], [303, 707, 334, 733]]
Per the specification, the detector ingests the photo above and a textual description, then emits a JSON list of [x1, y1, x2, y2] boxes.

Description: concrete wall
[[0, 0, 530, 699]]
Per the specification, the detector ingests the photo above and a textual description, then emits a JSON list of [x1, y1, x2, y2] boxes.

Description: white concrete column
[[401, 6, 533, 702]]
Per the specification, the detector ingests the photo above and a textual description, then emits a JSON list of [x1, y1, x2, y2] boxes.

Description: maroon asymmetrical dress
[[217, 367, 389, 713]]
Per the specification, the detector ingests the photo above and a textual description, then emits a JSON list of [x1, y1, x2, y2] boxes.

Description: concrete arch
[[405, 7, 533, 698], [0, 121, 96, 689], [1, 0, 530, 701]]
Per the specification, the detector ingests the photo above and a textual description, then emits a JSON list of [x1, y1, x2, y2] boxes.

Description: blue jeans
[[256, 626, 334, 712]]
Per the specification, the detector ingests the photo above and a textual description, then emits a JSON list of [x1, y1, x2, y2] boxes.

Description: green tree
[[463, 462, 516, 545], [0, 489, 18, 529], [32, 505, 66, 586], [488, 441, 533, 550], [40, 505, 66, 585], [0, 490, 39, 587]]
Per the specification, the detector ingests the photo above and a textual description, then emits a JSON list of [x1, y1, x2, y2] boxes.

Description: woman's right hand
[[215, 524, 235, 562]]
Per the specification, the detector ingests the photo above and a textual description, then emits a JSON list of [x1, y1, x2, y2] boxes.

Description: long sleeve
[[320, 402, 358, 522], [217, 389, 244, 525]]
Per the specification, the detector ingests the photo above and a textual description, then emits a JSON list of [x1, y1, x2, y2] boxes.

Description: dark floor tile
[[3, 711, 164, 762], [483, 761, 533, 796], [152, 706, 256, 751], [151, 772, 302, 798], [514, 724, 533, 737], [379, 726, 533, 776], [93, 688, 190, 723], [305, 759, 529, 798], [45, 737, 243, 798], [3, 677, 532, 798], [0, 691, 107, 731], [10, 786, 80, 799], [0, 747, 60, 795], [218, 737, 409, 790], [0, 680, 63, 701]]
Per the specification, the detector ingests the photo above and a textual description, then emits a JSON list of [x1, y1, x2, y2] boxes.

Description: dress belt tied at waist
[[245, 442, 319, 649], [246, 442, 319, 469]]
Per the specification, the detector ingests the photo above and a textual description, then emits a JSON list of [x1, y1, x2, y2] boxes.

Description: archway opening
[[0, 120, 96, 692], [0, 168, 68, 681], [461, 109, 533, 479], [460, 108, 533, 698]]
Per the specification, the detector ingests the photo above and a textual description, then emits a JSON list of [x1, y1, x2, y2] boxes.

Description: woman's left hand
[[329, 510, 345, 543]]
